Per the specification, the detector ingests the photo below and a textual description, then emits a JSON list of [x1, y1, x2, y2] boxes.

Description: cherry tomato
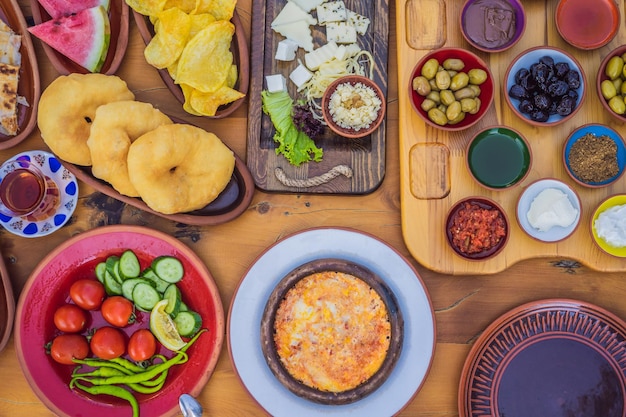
[[127, 329, 157, 362], [53, 304, 88, 333], [69, 279, 105, 310], [49, 334, 89, 365], [90, 326, 126, 360], [101, 296, 135, 327]]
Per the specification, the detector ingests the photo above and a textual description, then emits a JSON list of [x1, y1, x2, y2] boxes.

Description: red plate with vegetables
[[14, 225, 224, 417]]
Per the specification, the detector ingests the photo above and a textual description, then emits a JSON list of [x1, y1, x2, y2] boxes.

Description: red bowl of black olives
[[504, 46, 586, 126]]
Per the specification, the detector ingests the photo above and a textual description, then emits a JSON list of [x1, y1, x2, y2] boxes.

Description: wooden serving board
[[246, 0, 389, 194], [397, 0, 626, 274]]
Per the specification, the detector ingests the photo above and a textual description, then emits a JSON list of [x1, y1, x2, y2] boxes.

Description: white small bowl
[[516, 178, 581, 242]]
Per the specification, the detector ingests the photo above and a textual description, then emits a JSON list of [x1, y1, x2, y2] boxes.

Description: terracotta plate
[[15, 225, 224, 417], [133, 9, 249, 119], [0, 0, 40, 149], [459, 299, 626, 417], [229, 227, 435, 416], [0, 247, 14, 353], [30, 0, 130, 75], [61, 117, 255, 226]]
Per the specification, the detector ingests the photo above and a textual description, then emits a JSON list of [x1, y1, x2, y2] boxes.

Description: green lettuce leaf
[[261, 90, 323, 166]]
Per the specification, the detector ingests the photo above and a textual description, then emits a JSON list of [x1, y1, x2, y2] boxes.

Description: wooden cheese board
[[397, 0, 626, 274], [246, 0, 389, 194]]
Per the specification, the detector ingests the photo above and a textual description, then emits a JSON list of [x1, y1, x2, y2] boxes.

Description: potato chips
[[125, 0, 243, 116]]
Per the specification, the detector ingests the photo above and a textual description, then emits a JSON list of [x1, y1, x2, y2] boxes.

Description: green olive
[[605, 55, 624, 80], [468, 84, 481, 97], [440, 89, 456, 106], [454, 87, 476, 100], [420, 98, 436, 112], [427, 108, 448, 126], [435, 70, 451, 90], [613, 78, 623, 92], [421, 58, 439, 80], [601, 79, 617, 100], [448, 111, 466, 125], [443, 58, 465, 71], [450, 72, 469, 91], [469, 98, 481, 115], [609, 95, 626, 114], [412, 76, 431, 96], [429, 78, 439, 91], [460, 97, 477, 113], [445, 101, 462, 121], [468, 68, 488, 85], [426, 91, 441, 104], [620, 81, 626, 95]]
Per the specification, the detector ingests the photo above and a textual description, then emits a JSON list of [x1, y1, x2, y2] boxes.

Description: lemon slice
[[150, 299, 185, 351]]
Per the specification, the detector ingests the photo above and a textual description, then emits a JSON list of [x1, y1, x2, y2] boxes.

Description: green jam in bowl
[[467, 126, 531, 189]]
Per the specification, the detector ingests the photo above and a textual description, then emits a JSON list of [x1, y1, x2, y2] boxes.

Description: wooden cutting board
[[246, 0, 389, 194], [397, 0, 626, 274]]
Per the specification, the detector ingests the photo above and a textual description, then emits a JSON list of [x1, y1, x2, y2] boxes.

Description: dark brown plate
[[133, 9, 249, 119], [30, 0, 129, 75], [62, 117, 255, 226], [260, 258, 403, 405], [0, 246, 14, 353], [246, 0, 389, 194], [459, 299, 626, 417], [0, 0, 40, 149]]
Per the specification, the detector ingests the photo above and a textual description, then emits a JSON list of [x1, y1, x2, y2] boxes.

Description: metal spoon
[[179, 394, 203, 417]]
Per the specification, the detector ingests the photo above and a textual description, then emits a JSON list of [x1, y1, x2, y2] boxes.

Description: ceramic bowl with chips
[[260, 258, 403, 405]]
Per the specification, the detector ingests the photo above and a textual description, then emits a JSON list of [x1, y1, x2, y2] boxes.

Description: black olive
[[532, 63, 553, 85], [509, 84, 527, 100], [530, 110, 549, 122], [567, 89, 579, 101], [555, 62, 570, 78], [556, 96, 576, 116], [520, 74, 537, 91], [565, 70, 581, 89], [515, 68, 530, 84], [533, 93, 552, 110], [547, 80, 569, 97], [518, 99, 534, 114], [539, 56, 555, 68]]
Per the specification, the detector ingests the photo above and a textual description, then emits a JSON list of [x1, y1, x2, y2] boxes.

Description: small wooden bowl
[[133, 9, 249, 119], [260, 258, 403, 405], [322, 75, 386, 139], [30, 0, 130, 75]]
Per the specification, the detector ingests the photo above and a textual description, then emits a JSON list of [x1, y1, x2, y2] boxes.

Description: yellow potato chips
[[125, 0, 166, 17], [144, 8, 191, 69], [186, 84, 244, 116]]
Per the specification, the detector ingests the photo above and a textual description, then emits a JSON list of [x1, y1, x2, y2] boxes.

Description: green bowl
[[467, 126, 532, 189]]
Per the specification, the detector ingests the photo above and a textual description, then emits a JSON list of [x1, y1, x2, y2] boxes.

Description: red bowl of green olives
[[597, 45, 626, 123], [409, 48, 494, 131], [505, 46, 586, 126]]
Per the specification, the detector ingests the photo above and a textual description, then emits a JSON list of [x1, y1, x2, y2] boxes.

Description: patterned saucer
[[0, 151, 77, 238]]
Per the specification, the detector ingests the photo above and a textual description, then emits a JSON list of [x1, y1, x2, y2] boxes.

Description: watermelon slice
[[37, 0, 110, 19], [28, 5, 111, 73]]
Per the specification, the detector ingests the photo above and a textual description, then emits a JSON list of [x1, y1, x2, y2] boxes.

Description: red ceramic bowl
[[409, 48, 494, 131], [445, 197, 509, 260], [597, 45, 626, 123], [555, 0, 620, 50], [15, 225, 224, 417]]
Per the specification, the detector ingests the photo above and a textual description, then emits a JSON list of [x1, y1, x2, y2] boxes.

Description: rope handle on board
[[274, 165, 353, 188]]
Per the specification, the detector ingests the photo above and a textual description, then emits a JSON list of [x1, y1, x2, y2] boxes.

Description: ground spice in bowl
[[567, 133, 619, 183]]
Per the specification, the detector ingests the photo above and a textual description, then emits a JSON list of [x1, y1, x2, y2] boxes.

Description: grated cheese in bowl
[[328, 81, 382, 131]]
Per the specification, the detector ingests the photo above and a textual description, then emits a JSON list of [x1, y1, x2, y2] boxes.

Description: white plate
[[516, 178, 581, 242], [0, 150, 77, 238], [228, 227, 436, 416]]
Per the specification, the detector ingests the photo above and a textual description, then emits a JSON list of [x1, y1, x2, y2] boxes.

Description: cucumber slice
[[95, 262, 107, 284], [121, 278, 154, 300], [141, 268, 170, 294], [119, 250, 141, 279], [104, 269, 123, 295], [112, 260, 124, 284], [178, 301, 188, 312], [105, 255, 120, 279], [173, 310, 202, 337], [163, 284, 181, 316], [151, 256, 184, 283], [132, 282, 162, 311]]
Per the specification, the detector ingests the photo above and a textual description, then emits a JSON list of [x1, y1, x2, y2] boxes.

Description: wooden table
[[2, 0, 626, 416]]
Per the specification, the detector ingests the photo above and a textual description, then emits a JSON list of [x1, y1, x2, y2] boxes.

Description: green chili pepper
[[72, 366, 127, 378], [71, 381, 139, 417], [127, 372, 167, 394], [72, 358, 134, 375], [110, 357, 150, 373]]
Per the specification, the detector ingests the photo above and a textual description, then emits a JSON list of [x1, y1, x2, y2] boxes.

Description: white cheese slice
[[289, 0, 325, 11], [326, 21, 357, 44], [344, 43, 362, 57], [289, 64, 313, 88], [316, 1, 347, 25], [265, 74, 287, 92], [304, 41, 338, 70], [272, 21, 315, 52], [271, 1, 316, 27], [347, 10, 370, 35], [275, 39, 299, 61]]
